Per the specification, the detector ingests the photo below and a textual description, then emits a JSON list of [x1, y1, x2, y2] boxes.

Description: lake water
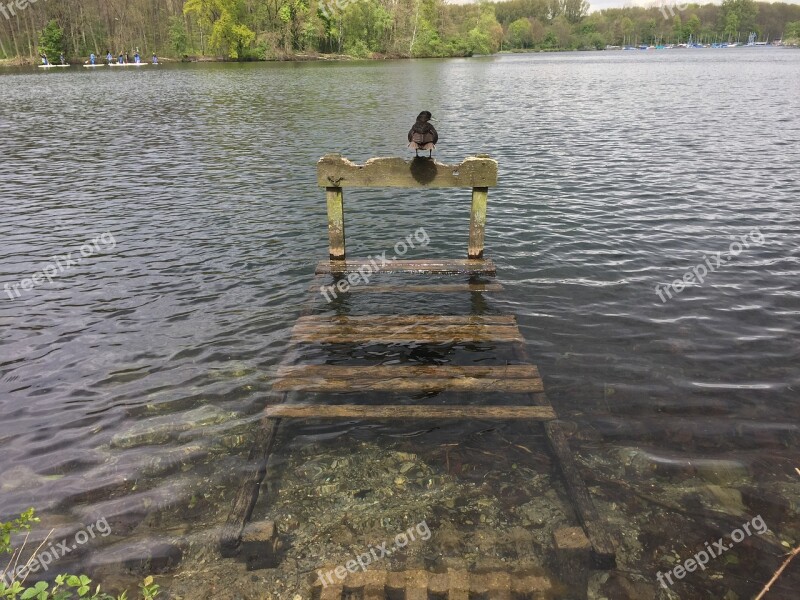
[[1, 50, 799, 599]]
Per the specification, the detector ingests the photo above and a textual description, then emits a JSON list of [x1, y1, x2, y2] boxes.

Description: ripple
[[1, 53, 798, 593]]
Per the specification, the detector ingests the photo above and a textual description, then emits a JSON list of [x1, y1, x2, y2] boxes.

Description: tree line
[[2, 0, 799, 62]]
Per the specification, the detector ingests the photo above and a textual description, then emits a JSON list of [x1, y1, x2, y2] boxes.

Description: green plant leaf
[[20, 581, 49, 600]]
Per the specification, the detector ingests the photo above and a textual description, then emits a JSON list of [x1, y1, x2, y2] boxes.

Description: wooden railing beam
[[317, 154, 498, 189], [469, 186, 489, 259], [325, 186, 345, 260]]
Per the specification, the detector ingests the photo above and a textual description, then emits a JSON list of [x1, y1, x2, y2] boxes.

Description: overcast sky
[[446, 0, 800, 10]]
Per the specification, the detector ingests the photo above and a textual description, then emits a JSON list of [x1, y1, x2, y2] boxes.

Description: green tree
[[183, 0, 256, 58], [721, 0, 758, 38], [507, 17, 534, 48], [411, 18, 443, 56], [562, 0, 588, 24], [621, 16, 634, 45], [672, 14, 683, 42], [643, 17, 657, 43], [343, 0, 393, 53], [785, 20, 800, 42], [685, 14, 701, 37], [38, 20, 65, 60], [551, 15, 572, 47], [169, 16, 189, 55], [465, 5, 503, 54], [723, 11, 740, 39], [542, 28, 558, 49]]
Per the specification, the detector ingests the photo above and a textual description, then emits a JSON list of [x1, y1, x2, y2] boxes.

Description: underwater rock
[[434, 521, 463, 554], [598, 572, 656, 600], [241, 520, 282, 570], [88, 538, 183, 576], [693, 459, 750, 486], [701, 485, 746, 516], [613, 447, 749, 485], [741, 482, 800, 523], [110, 405, 239, 449], [0, 465, 50, 492]]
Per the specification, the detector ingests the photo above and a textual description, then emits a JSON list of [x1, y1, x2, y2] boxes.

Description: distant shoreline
[[2, 45, 797, 68]]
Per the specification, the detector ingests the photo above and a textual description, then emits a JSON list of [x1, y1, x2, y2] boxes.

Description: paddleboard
[[108, 62, 148, 67], [83, 64, 104, 68], [38, 64, 70, 68]]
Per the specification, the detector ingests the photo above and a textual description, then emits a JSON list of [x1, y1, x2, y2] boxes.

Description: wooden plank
[[326, 187, 345, 260], [291, 324, 523, 344], [468, 186, 489, 259], [316, 258, 496, 275], [319, 584, 342, 600], [273, 377, 543, 393], [295, 314, 516, 327], [292, 315, 521, 343], [543, 419, 617, 568], [405, 570, 429, 600], [219, 417, 280, 557], [483, 572, 512, 600], [428, 572, 449, 594], [317, 154, 498, 188], [447, 569, 470, 600], [511, 340, 616, 567], [277, 364, 540, 379], [333, 283, 504, 294], [273, 365, 544, 393], [345, 571, 387, 600], [523, 373, 617, 567], [511, 573, 554, 594], [265, 404, 557, 420], [553, 526, 592, 588]]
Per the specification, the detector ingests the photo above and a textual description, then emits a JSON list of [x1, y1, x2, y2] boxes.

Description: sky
[[445, 0, 800, 10]]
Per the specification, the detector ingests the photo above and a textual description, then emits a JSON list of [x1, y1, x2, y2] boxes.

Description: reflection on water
[[1, 50, 799, 598]]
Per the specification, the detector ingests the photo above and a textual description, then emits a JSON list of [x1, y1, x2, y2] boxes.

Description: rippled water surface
[[1, 50, 799, 599]]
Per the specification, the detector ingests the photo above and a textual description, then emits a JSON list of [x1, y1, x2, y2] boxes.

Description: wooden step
[[316, 258, 496, 275], [273, 364, 543, 393], [312, 568, 553, 598], [266, 404, 556, 420], [315, 282, 504, 294], [296, 314, 516, 327], [291, 314, 522, 344]]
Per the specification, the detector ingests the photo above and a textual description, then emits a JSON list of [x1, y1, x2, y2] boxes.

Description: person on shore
[[152, 53, 158, 64], [407, 111, 438, 158]]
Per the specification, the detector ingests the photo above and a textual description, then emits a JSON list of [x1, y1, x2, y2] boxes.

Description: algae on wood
[[317, 154, 498, 189]]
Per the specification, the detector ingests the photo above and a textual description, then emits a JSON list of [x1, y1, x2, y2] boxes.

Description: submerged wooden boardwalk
[[220, 154, 616, 588]]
